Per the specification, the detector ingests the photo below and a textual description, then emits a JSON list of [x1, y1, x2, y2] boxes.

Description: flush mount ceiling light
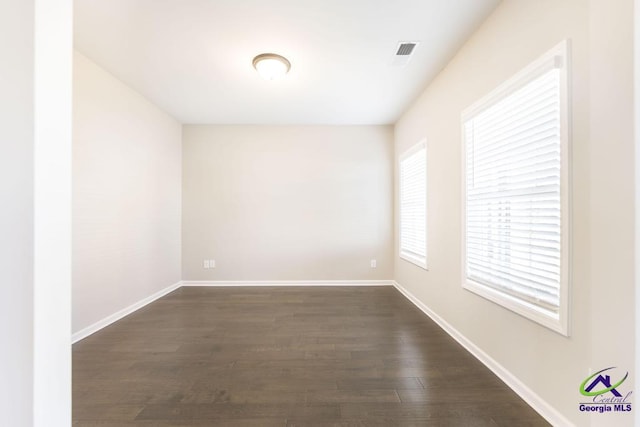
[[252, 53, 291, 80]]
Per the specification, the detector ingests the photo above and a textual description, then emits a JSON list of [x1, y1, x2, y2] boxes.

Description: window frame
[[399, 139, 428, 270], [460, 40, 571, 336]]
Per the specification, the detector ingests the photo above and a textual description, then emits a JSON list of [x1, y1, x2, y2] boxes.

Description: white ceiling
[[74, 0, 500, 125]]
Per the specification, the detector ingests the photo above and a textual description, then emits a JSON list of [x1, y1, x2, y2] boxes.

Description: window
[[462, 41, 570, 335], [400, 140, 427, 269]]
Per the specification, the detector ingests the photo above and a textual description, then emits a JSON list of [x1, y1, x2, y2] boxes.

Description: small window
[[462, 41, 570, 335], [400, 140, 427, 269]]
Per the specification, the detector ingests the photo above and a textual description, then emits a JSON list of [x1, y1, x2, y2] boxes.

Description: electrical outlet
[[209, 259, 216, 268], [370, 259, 377, 268], [203, 259, 210, 269]]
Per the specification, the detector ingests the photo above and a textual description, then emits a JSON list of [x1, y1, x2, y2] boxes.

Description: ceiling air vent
[[392, 41, 419, 67], [396, 43, 417, 56]]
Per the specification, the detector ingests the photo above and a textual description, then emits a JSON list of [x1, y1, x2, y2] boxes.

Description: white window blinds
[[400, 141, 427, 268], [463, 47, 568, 321]]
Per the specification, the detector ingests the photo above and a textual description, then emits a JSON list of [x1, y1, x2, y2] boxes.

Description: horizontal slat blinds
[[400, 142, 426, 267], [464, 66, 562, 313]]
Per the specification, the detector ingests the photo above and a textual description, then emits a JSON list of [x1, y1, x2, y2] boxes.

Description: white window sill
[[463, 279, 568, 336], [400, 252, 428, 270]]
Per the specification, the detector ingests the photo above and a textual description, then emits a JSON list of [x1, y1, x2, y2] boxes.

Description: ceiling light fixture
[[252, 53, 291, 80]]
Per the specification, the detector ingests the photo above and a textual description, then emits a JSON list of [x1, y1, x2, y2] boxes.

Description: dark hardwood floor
[[73, 286, 549, 426]]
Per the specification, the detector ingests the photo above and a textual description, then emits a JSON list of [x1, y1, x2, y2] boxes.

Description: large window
[[400, 140, 427, 269], [462, 41, 570, 335]]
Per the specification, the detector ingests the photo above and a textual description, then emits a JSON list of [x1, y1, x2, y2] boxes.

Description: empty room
[[2, 0, 637, 426]]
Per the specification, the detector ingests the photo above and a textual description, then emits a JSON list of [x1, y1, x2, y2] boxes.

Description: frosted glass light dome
[[252, 53, 291, 80]]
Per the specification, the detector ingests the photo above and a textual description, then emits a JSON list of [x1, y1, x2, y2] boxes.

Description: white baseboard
[[181, 280, 394, 287], [71, 281, 181, 343], [392, 281, 574, 427]]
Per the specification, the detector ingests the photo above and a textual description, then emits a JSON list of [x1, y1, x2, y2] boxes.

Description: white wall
[[0, 0, 72, 425], [394, 0, 634, 425], [34, 1, 73, 424], [635, 2, 640, 425], [0, 2, 35, 424], [182, 125, 393, 281], [73, 52, 182, 334]]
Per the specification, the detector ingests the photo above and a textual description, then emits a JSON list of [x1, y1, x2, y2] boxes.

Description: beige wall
[[73, 52, 182, 334], [394, 0, 633, 425], [182, 125, 393, 281], [588, 0, 635, 425]]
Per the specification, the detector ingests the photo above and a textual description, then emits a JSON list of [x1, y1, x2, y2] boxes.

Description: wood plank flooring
[[73, 286, 550, 426]]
